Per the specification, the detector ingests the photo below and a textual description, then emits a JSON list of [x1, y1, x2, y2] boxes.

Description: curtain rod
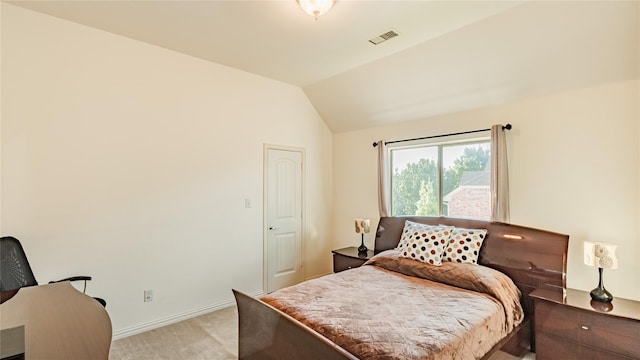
[[372, 124, 512, 148]]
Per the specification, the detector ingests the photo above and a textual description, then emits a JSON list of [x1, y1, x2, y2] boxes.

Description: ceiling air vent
[[369, 30, 399, 45]]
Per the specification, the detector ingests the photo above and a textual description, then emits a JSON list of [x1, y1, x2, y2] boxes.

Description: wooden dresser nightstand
[[331, 247, 374, 273], [531, 288, 640, 360]]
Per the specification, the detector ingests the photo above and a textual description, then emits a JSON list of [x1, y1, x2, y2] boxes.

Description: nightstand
[[331, 246, 374, 273], [531, 288, 640, 360]]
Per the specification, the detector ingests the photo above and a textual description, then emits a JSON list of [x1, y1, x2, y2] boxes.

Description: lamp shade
[[584, 241, 618, 269], [355, 219, 371, 234], [297, 0, 335, 18]]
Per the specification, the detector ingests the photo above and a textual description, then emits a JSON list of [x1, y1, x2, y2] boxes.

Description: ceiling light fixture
[[297, 0, 335, 20]]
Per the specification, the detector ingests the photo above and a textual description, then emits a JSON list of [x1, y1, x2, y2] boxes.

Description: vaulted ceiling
[[7, 0, 639, 133]]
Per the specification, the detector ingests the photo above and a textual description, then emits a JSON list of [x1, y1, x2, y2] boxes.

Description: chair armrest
[[46, 277, 105, 306], [49, 276, 92, 284]]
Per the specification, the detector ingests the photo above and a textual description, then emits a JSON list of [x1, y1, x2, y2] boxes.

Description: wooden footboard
[[234, 289, 530, 360], [233, 290, 358, 360]]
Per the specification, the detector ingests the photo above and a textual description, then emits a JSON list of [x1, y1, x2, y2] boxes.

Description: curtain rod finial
[[372, 142, 379, 148], [503, 124, 512, 130]]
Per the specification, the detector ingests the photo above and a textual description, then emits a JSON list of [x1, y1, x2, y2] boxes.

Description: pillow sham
[[396, 221, 454, 251], [443, 227, 488, 264], [397, 221, 453, 266]]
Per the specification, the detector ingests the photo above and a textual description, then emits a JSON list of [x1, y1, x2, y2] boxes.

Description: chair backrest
[[1, 236, 38, 291]]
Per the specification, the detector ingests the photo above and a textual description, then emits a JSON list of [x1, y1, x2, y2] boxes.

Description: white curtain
[[490, 124, 510, 223], [376, 140, 390, 217]]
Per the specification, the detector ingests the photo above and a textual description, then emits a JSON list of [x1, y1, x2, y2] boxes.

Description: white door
[[265, 147, 304, 293]]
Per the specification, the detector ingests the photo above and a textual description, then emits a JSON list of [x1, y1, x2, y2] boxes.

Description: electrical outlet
[[144, 289, 153, 302]]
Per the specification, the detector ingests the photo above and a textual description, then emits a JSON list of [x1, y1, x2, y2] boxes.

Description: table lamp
[[583, 241, 618, 303], [355, 219, 370, 253]]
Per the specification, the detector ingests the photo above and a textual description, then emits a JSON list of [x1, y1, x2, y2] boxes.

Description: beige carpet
[[109, 305, 535, 360], [109, 306, 238, 360]]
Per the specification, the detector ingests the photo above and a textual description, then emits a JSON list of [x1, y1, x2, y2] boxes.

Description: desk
[[0, 282, 112, 359]]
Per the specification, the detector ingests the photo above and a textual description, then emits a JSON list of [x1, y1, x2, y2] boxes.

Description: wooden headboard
[[374, 216, 569, 317]]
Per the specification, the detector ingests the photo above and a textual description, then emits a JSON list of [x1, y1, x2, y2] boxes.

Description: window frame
[[387, 136, 490, 218]]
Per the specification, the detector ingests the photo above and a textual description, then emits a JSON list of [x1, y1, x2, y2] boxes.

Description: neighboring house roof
[[443, 169, 490, 202], [459, 170, 490, 187]]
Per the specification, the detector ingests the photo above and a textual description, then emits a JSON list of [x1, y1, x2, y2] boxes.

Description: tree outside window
[[390, 141, 490, 220]]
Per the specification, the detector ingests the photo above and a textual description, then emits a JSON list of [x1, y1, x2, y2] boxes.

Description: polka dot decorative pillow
[[443, 227, 488, 264], [396, 221, 453, 251], [397, 221, 454, 266]]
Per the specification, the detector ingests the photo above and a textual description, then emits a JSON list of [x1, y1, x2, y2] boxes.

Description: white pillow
[[443, 227, 488, 264], [397, 221, 454, 266]]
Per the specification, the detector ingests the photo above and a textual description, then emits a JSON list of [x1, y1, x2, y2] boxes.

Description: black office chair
[[0, 236, 106, 307]]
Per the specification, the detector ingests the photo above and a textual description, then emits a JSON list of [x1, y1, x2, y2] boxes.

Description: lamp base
[[590, 287, 613, 303], [590, 267, 613, 303], [358, 234, 368, 253], [590, 299, 613, 312]]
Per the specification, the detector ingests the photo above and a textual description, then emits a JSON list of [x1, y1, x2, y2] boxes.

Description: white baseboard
[[112, 289, 263, 340]]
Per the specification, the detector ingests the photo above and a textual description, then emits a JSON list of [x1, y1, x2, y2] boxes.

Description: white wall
[[1, 4, 333, 336], [333, 79, 640, 301]]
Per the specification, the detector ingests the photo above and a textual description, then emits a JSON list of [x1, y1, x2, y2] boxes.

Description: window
[[389, 139, 490, 220]]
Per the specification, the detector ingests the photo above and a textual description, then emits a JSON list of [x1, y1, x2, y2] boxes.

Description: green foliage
[[415, 180, 437, 216], [391, 145, 489, 216], [391, 158, 437, 215]]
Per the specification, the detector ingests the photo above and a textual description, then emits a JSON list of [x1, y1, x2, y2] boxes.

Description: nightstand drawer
[[333, 254, 367, 272], [536, 333, 632, 360], [331, 247, 373, 273], [535, 300, 640, 358]]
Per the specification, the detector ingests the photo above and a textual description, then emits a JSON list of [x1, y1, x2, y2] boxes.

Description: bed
[[234, 216, 569, 360]]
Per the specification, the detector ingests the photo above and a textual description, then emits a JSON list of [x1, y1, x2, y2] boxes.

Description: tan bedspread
[[262, 250, 523, 360]]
